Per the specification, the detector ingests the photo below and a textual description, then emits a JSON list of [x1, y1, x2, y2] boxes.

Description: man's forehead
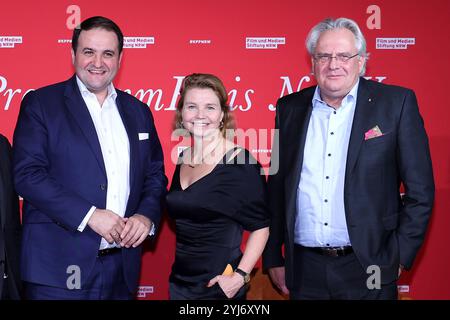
[[316, 29, 356, 49], [79, 28, 118, 41], [77, 28, 119, 49]]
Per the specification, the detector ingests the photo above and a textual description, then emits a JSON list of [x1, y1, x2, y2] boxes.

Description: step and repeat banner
[[1, 0, 449, 299]]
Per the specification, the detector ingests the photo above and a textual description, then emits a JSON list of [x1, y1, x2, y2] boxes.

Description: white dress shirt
[[295, 81, 359, 247], [75, 77, 130, 250]]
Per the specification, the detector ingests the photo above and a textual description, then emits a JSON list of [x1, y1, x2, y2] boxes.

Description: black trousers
[[290, 245, 398, 300]]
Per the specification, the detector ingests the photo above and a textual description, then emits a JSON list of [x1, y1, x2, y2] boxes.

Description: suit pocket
[[364, 131, 392, 147], [382, 212, 399, 230]]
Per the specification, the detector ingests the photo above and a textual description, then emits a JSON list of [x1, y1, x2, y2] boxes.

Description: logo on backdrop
[[137, 285, 154, 298], [246, 37, 285, 49], [189, 39, 211, 45], [0, 36, 22, 48], [124, 37, 155, 49], [376, 38, 415, 50]]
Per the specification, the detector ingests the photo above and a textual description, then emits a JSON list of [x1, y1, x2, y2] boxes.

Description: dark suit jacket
[[12, 75, 167, 293], [0, 134, 22, 299], [263, 77, 435, 286]]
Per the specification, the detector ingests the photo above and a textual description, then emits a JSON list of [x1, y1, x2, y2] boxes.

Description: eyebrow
[[81, 47, 116, 54]]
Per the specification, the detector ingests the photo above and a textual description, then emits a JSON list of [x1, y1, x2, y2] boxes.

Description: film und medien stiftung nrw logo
[[137, 285, 154, 298], [123, 37, 155, 49], [246, 37, 285, 49], [376, 38, 415, 50], [0, 36, 22, 48]]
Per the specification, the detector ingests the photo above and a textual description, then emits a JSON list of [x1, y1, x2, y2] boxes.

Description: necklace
[[187, 139, 223, 168]]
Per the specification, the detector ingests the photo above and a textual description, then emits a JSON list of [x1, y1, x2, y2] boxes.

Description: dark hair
[[72, 16, 124, 54], [174, 73, 235, 137]]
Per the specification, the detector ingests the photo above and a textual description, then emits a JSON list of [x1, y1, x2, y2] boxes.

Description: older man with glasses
[[263, 17, 434, 300]]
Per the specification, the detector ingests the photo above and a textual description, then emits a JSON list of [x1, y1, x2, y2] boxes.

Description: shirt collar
[[312, 79, 360, 109], [75, 75, 117, 101]]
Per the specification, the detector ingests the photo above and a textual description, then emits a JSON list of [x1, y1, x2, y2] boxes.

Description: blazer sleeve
[[396, 89, 435, 269], [12, 91, 93, 231], [262, 99, 286, 269]]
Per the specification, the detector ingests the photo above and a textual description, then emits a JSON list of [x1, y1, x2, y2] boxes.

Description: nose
[[196, 108, 206, 118], [328, 56, 339, 69], [93, 54, 103, 67]]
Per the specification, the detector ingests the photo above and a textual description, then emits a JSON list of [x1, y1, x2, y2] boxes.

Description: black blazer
[[263, 77, 435, 286], [0, 134, 21, 299]]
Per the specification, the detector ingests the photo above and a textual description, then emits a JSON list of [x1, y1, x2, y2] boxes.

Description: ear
[[311, 56, 316, 74], [71, 49, 76, 65], [358, 55, 366, 74], [118, 51, 123, 65]]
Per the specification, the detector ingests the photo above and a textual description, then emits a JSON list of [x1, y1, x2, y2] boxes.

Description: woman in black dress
[[166, 73, 270, 300]]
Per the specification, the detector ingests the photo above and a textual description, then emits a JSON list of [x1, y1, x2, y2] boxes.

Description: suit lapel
[[64, 76, 107, 177], [345, 78, 375, 180], [116, 94, 137, 202], [285, 92, 314, 233]]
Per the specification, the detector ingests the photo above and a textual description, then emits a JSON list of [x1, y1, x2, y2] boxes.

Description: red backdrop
[[1, 0, 449, 299]]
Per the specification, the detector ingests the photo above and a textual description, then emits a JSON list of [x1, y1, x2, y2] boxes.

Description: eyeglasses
[[313, 53, 359, 64]]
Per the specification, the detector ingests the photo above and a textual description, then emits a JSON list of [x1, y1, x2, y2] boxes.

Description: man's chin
[[85, 83, 109, 94]]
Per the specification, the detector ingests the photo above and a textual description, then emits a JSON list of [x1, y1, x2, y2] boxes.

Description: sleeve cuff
[[77, 206, 96, 232]]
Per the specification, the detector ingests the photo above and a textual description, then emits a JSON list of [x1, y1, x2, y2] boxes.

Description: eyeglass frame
[[313, 53, 360, 64]]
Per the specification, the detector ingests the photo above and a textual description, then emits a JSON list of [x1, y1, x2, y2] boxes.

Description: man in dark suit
[[12, 16, 167, 299], [263, 17, 434, 299], [0, 134, 21, 300]]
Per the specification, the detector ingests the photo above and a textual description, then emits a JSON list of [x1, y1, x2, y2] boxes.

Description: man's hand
[[120, 214, 152, 248], [268, 266, 289, 295], [87, 209, 126, 244]]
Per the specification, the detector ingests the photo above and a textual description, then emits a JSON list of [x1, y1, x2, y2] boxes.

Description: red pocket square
[[364, 125, 383, 140]]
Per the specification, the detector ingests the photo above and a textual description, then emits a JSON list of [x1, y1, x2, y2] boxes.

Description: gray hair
[[306, 17, 368, 75]]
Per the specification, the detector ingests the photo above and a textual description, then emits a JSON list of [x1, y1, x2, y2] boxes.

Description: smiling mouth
[[88, 69, 106, 75]]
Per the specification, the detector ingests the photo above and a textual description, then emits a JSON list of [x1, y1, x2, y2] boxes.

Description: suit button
[[100, 184, 106, 190]]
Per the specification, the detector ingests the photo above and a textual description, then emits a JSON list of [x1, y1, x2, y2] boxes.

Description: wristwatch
[[234, 268, 250, 284]]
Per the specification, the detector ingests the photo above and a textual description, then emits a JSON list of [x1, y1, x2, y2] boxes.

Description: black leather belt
[[303, 245, 353, 257], [97, 247, 121, 257]]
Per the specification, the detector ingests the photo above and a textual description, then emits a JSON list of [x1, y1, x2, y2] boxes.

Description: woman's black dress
[[166, 148, 269, 299]]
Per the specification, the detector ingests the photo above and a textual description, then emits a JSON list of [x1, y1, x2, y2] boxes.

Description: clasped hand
[[88, 209, 152, 248]]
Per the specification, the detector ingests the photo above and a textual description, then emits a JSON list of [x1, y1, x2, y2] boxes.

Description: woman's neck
[[189, 134, 224, 167]]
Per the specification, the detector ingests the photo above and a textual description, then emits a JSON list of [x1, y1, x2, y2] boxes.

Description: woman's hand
[[207, 273, 245, 298]]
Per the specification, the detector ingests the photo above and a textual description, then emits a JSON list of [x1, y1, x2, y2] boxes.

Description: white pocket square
[[138, 133, 149, 140]]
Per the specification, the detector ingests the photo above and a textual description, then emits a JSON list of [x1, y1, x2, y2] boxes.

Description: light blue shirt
[[295, 81, 359, 247]]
